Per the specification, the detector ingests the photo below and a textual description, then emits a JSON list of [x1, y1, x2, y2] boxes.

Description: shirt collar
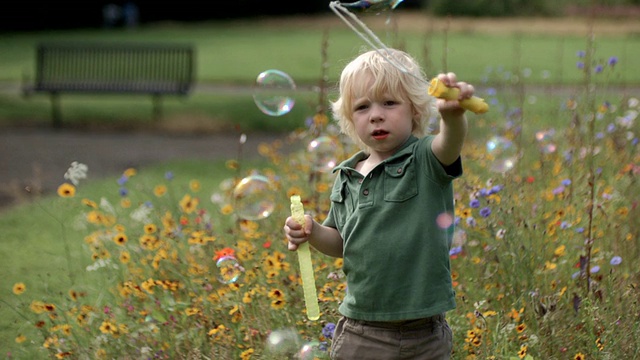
[[332, 135, 419, 173]]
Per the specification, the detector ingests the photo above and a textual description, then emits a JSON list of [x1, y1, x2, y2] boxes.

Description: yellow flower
[[15, 334, 27, 343], [271, 299, 286, 310], [240, 348, 254, 360], [144, 223, 157, 234], [574, 353, 585, 360], [554, 245, 566, 257], [154, 184, 167, 197], [221, 204, 234, 215], [189, 179, 201, 192], [13, 282, 26, 295], [81, 198, 97, 208], [544, 261, 557, 270], [179, 194, 198, 214], [57, 183, 76, 197], [123, 168, 137, 177], [518, 345, 527, 359], [113, 233, 128, 246], [119, 251, 130, 264], [185, 307, 200, 316], [99, 320, 116, 334], [516, 323, 527, 333], [120, 198, 131, 208]]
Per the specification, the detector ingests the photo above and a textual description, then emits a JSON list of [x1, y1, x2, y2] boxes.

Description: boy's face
[[351, 76, 414, 160]]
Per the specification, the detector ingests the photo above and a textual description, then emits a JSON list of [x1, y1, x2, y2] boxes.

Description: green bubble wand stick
[[290, 195, 320, 321]]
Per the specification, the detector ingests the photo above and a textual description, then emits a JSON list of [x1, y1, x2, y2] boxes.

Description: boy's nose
[[369, 105, 384, 123]]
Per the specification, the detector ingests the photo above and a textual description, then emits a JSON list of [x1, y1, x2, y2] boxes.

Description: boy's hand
[[435, 72, 475, 116], [284, 215, 313, 251]]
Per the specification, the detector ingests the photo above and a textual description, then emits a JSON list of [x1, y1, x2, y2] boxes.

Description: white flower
[[131, 204, 153, 223], [63, 161, 88, 186]]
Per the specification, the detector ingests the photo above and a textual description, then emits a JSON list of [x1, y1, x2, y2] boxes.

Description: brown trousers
[[330, 314, 452, 360]]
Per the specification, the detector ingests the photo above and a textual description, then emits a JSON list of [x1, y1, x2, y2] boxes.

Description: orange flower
[[214, 247, 236, 261]]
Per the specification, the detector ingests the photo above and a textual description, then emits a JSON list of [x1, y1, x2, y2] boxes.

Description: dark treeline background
[[1, 0, 638, 32]]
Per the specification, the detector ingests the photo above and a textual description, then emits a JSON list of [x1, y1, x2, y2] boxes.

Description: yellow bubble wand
[[290, 195, 320, 321], [329, 0, 489, 114]]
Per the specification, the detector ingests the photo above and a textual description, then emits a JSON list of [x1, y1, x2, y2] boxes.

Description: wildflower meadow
[[3, 23, 640, 360]]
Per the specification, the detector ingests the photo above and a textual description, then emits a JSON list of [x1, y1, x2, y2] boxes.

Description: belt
[[355, 313, 445, 329]]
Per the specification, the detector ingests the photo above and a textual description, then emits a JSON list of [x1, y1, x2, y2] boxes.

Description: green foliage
[[427, 0, 559, 17]]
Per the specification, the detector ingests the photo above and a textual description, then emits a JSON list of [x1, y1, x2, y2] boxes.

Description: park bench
[[22, 42, 195, 128]]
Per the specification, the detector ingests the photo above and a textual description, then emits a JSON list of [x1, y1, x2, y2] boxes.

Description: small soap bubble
[[216, 255, 243, 284], [233, 175, 276, 221], [307, 136, 339, 173], [535, 129, 557, 154], [265, 329, 302, 358], [436, 212, 454, 229], [297, 341, 325, 360], [253, 69, 296, 117], [486, 136, 517, 173]]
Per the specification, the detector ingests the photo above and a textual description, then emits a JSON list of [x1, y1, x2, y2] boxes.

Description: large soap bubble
[[307, 136, 340, 173], [232, 175, 276, 221], [486, 136, 517, 173], [253, 69, 296, 117]]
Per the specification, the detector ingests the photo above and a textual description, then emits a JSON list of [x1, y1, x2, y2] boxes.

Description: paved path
[[0, 128, 287, 211]]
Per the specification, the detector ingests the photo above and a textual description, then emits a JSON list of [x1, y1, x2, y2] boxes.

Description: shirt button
[[363, 189, 369, 196], [397, 167, 403, 174]]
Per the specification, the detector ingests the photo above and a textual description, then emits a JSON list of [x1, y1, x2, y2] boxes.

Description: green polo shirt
[[323, 135, 461, 321]]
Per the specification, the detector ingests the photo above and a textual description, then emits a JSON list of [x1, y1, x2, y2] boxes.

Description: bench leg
[[152, 94, 162, 121], [51, 93, 62, 129]]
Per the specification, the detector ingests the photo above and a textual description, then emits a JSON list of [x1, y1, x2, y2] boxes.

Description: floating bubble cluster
[[253, 69, 296, 117]]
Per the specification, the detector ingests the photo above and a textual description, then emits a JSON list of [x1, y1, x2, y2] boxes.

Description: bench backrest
[[35, 42, 195, 94]]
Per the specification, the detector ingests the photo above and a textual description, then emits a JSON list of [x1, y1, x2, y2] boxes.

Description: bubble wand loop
[[329, 1, 489, 114], [290, 195, 320, 321]]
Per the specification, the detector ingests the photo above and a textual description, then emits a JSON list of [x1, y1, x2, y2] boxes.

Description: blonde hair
[[330, 48, 436, 152]]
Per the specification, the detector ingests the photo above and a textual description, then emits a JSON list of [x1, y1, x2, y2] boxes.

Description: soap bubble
[[307, 136, 339, 173], [486, 136, 517, 173], [265, 328, 302, 358], [535, 129, 557, 154], [297, 341, 325, 360], [253, 69, 296, 116], [233, 175, 276, 221], [436, 212, 454, 229], [216, 255, 243, 284]]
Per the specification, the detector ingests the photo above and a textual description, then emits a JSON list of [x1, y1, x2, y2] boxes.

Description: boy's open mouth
[[372, 129, 389, 139]]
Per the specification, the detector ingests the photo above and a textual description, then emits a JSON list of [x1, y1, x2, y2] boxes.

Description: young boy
[[284, 48, 474, 359]]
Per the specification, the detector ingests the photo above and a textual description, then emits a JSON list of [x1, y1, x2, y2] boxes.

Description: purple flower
[[117, 175, 128, 186], [466, 217, 477, 227], [119, 187, 128, 197], [576, 50, 586, 58], [489, 185, 503, 194], [561, 179, 572, 186], [165, 171, 174, 180], [575, 227, 585, 233], [469, 199, 481, 208], [608, 56, 618, 67], [552, 186, 565, 195], [479, 207, 492, 218], [487, 87, 497, 96], [594, 65, 604, 73], [577, 61, 585, 69], [322, 323, 336, 339], [560, 221, 571, 229], [610, 256, 622, 266], [590, 266, 600, 274], [449, 246, 463, 257]]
